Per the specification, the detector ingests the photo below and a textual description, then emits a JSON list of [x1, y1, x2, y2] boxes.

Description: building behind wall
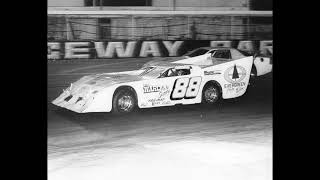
[[48, 0, 258, 9], [47, 0, 272, 41]]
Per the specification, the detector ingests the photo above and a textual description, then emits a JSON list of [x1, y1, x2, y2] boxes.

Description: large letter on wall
[[95, 41, 136, 58], [260, 40, 273, 55], [237, 41, 254, 52], [48, 42, 60, 59], [139, 41, 161, 57], [210, 41, 232, 47], [163, 41, 184, 56], [64, 42, 90, 59]]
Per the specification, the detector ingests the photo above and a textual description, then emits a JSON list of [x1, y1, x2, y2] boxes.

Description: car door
[[138, 68, 180, 108], [138, 67, 202, 108]]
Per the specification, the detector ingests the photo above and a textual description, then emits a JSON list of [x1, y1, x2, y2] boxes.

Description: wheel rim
[[117, 95, 134, 112], [204, 87, 218, 103]]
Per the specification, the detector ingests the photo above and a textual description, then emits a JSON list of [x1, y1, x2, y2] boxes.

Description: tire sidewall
[[112, 89, 136, 114], [202, 84, 221, 104]]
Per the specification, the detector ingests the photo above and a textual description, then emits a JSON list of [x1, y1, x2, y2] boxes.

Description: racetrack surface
[[48, 58, 272, 180]]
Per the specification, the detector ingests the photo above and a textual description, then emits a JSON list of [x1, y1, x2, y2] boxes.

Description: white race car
[[144, 47, 272, 77], [52, 53, 253, 114]]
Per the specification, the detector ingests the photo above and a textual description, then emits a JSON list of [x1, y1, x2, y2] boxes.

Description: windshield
[[183, 48, 210, 57], [139, 66, 167, 78], [237, 49, 253, 56]]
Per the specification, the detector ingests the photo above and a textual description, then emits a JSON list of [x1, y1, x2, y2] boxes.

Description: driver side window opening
[[213, 50, 231, 59], [208, 50, 216, 55], [185, 49, 209, 57], [161, 68, 191, 78]]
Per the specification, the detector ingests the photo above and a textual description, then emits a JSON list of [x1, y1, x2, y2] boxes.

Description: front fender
[[82, 87, 116, 113]]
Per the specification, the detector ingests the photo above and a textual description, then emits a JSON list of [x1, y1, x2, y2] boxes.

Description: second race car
[[143, 47, 272, 77]]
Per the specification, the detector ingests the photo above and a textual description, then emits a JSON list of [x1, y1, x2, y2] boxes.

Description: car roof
[[198, 47, 236, 50], [152, 61, 196, 68]]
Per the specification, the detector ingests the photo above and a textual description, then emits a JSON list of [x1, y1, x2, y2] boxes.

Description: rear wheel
[[202, 84, 221, 104], [112, 88, 136, 114]]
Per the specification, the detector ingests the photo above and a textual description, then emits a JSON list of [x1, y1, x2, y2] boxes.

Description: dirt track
[[47, 58, 272, 180]]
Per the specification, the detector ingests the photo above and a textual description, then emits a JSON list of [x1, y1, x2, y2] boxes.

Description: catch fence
[[48, 11, 272, 41]]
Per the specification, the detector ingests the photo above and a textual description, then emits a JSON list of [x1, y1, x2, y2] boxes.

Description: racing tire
[[112, 88, 137, 114], [202, 84, 221, 104]]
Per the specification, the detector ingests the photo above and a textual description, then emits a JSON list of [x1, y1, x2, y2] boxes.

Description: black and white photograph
[[47, 0, 273, 180]]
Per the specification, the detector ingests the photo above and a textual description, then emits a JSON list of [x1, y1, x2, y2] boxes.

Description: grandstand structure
[[47, 0, 272, 41]]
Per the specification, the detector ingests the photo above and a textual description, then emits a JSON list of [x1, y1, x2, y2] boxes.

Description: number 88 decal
[[170, 77, 202, 100]]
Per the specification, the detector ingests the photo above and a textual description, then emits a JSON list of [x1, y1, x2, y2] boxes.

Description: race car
[[143, 47, 272, 77], [52, 54, 253, 114]]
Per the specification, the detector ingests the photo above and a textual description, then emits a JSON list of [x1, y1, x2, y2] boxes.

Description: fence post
[[99, 0, 103, 10], [65, 16, 75, 40], [131, 16, 136, 40], [187, 16, 190, 39], [230, 16, 234, 40], [247, 16, 251, 39]]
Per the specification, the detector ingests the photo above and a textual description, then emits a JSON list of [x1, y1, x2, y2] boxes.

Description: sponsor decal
[[159, 88, 171, 98], [143, 84, 169, 94], [140, 103, 148, 107], [204, 71, 221, 75], [224, 82, 246, 89], [48, 40, 272, 60], [224, 65, 247, 93], [147, 98, 171, 106], [148, 98, 165, 106], [143, 84, 171, 106], [161, 101, 171, 105], [236, 87, 245, 93], [224, 65, 246, 84]]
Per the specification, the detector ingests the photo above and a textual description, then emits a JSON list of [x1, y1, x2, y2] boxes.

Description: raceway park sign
[[48, 40, 272, 60]]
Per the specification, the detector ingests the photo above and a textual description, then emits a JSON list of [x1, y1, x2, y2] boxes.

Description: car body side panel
[[201, 56, 253, 99], [52, 53, 254, 113], [133, 67, 204, 108], [82, 87, 116, 113], [87, 56, 254, 111], [134, 77, 177, 108], [134, 56, 253, 108]]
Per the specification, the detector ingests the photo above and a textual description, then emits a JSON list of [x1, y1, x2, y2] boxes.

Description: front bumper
[[52, 91, 94, 113]]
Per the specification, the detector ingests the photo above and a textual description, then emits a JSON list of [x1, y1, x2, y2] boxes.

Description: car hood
[[69, 73, 144, 94], [52, 72, 145, 113], [155, 56, 186, 62]]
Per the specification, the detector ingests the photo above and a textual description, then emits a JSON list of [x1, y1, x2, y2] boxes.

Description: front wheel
[[202, 84, 221, 104], [112, 89, 136, 114]]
